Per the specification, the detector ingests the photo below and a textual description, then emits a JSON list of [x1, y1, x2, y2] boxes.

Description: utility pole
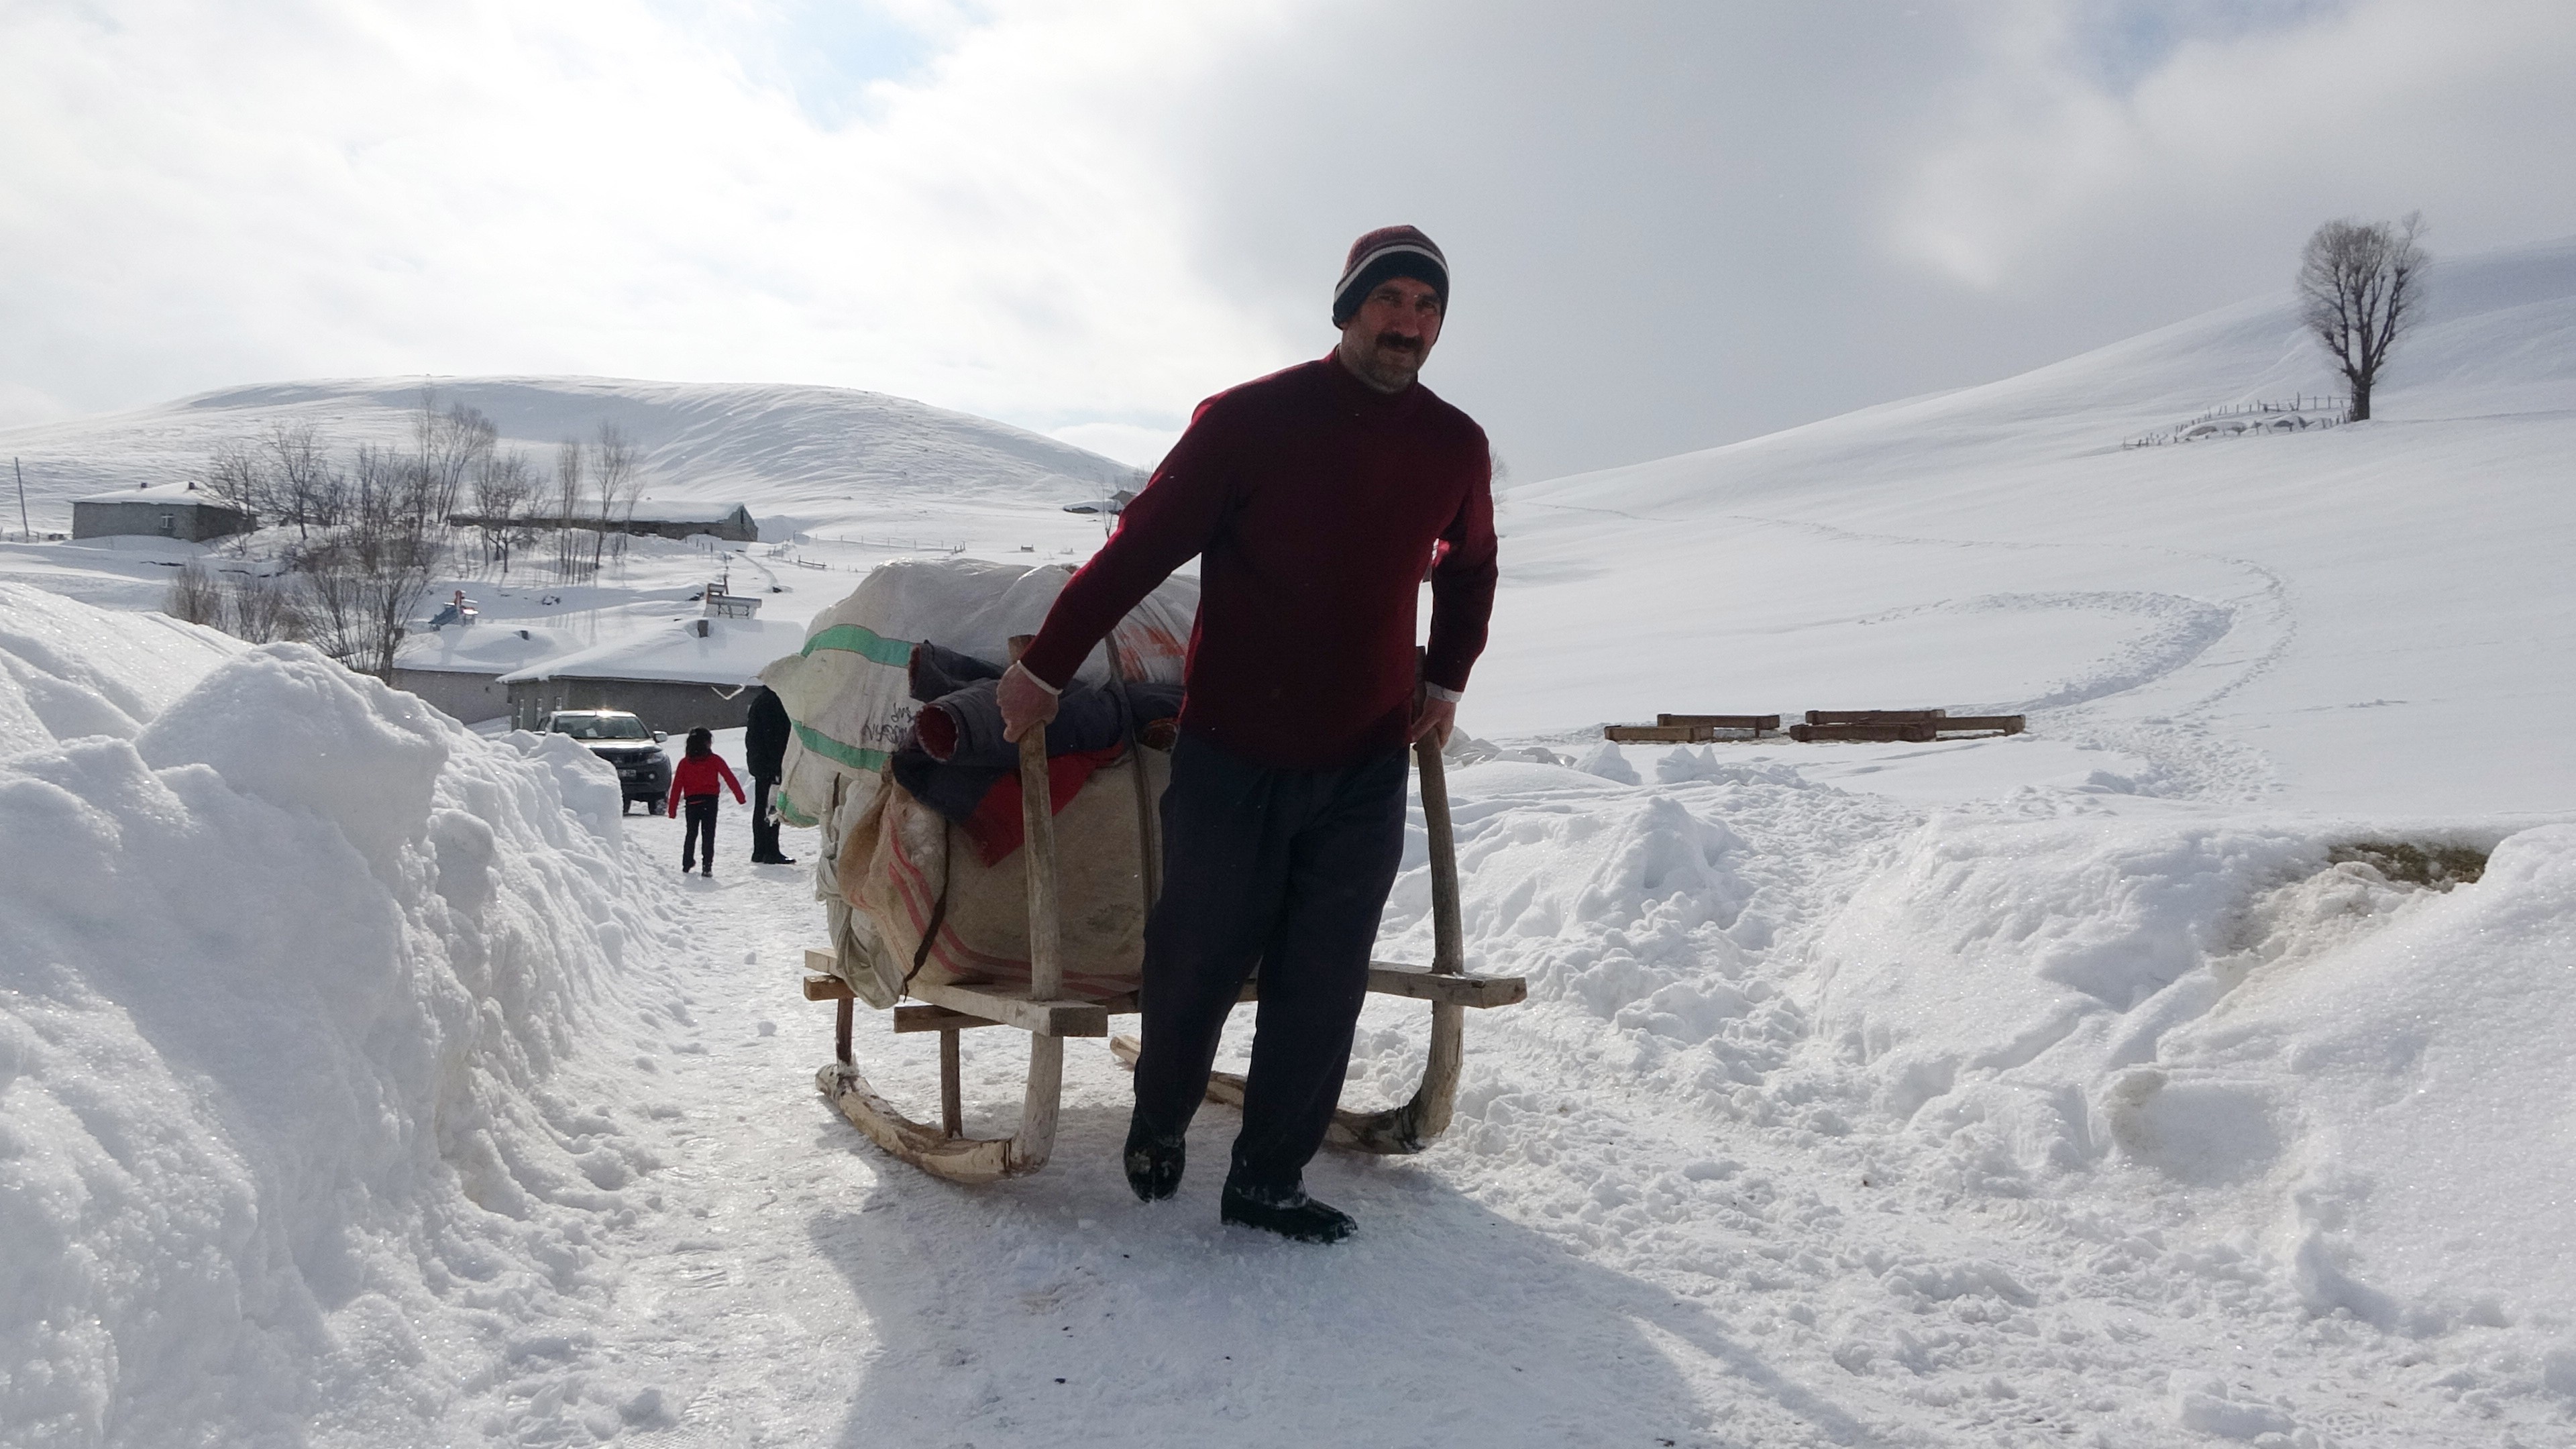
[[13, 457, 27, 542]]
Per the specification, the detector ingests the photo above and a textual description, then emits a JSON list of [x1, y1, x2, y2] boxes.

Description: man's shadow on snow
[[797, 1075, 1880, 1449]]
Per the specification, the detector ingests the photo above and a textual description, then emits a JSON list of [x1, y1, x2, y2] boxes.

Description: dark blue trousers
[[1130, 734, 1410, 1192], [680, 794, 718, 870]]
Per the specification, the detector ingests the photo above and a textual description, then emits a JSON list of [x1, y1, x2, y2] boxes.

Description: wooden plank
[[1805, 708, 1945, 724], [892, 1003, 1004, 1033], [897, 969, 1501, 1022], [1790, 721, 1939, 743], [1933, 715, 2026, 735], [1603, 723, 1705, 742], [1010, 647, 1067, 1174], [1366, 961, 1527, 1008], [908, 979, 1109, 1038], [938, 1030, 963, 1138], [803, 973, 854, 1002], [851, 960, 1513, 1019], [1656, 713, 1781, 731]]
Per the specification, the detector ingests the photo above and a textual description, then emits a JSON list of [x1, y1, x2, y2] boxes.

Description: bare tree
[[205, 440, 264, 518], [293, 541, 372, 665], [470, 448, 536, 574], [589, 421, 644, 572], [263, 420, 345, 537], [164, 564, 224, 627], [170, 561, 303, 643], [334, 443, 449, 678], [414, 390, 496, 528], [223, 570, 303, 643], [2296, 213, 2428, 423], [553, 437, 588, 582]]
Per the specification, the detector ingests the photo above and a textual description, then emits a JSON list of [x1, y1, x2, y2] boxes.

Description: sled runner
[[804, 703, 1525, 1186]]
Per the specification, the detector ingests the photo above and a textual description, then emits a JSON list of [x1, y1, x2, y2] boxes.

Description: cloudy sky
[[4, 0, 2573, 479]]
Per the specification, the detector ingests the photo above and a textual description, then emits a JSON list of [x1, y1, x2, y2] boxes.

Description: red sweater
[[667, 753, 745, 814], [1022, 353, 1497, 769]]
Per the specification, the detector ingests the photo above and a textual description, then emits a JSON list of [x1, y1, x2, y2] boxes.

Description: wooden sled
[[807, 720, 1524, 1185]]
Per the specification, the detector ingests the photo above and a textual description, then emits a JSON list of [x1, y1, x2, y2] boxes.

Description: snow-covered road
[[556, 771, 2550, 1449]]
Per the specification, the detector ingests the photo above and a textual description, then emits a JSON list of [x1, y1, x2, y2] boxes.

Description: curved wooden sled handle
[[1323, 734, 1468, 1154], [814, 655, 1069, 1184]]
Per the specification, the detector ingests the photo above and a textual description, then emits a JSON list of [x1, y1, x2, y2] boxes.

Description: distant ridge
[[0, 375, 1144, 536]]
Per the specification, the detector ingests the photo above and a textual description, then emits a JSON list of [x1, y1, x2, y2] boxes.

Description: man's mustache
[[1373, 332, 1422, 354]]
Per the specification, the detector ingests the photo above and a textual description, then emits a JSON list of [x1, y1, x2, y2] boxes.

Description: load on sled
[[762, 557, 1525, 1185]]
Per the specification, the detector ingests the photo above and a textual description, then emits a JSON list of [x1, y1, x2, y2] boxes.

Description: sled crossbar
[[805, 957, 1116, 1037], [808, 957, 1525, 1035]]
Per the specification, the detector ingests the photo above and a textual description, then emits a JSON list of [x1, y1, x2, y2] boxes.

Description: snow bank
[[0, 586, 663, 1445], [1807, 811, 2576, 1330]]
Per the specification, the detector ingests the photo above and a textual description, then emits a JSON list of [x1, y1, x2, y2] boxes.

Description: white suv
[[545, 710, 672, 814]]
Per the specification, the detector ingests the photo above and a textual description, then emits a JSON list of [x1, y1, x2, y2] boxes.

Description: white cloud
[[0, 0, 1290, 429], [1892, 0, 2576, 292], [3, 1, 2571, 480]]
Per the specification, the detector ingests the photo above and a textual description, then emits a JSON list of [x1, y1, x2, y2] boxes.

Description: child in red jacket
[[667, 727, 746, 876]]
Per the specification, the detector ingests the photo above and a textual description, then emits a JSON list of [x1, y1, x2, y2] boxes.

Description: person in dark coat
[[667, 727, 746, 877], [744, 686, 796, 865], [1000, 225, 1497, 1244]]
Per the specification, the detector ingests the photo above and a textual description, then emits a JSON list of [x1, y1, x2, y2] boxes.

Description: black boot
[[1220, 1178, 1355, 1244], [1122, 1114, 1184, 1203]]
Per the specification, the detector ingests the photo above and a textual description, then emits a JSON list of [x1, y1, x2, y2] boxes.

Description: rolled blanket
[[891, 643, 1183, 842], [909, 650, 1181, 769]]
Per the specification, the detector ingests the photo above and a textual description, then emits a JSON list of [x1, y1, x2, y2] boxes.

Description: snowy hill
[[1480, 236, 2576, 816], [0, 375, 1143, 542], [0, 376, 1148, 678]]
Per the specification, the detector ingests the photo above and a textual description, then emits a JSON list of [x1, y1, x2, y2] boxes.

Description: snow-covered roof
[[395, 621, 582, 677], [627, 500, 752, 525], [496, 616, 798, 686], [74, 480, 234, 506]]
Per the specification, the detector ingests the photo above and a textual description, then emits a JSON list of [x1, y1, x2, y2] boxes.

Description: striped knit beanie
[[1332, 225, 1448, 326]]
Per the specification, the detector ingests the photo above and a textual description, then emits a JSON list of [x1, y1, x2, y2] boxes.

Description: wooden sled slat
[[908, 979, 1108, 1038], [1366, 961, 1525, 1008], [894, 1004, 1003, 1033], [858, 966, 1520, 1020]]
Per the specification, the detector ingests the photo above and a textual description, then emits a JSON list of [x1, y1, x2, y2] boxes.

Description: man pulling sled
[[998, 225, 1497, 1241], [790, 227, 1513, 1242]]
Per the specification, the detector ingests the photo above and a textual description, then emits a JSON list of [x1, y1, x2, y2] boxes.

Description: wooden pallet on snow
[[1602, 712, 1781, 743], [1790, 708, 2026, 743]]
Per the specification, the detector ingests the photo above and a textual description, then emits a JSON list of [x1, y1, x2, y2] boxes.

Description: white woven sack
[[761, 557, 1195, 831]]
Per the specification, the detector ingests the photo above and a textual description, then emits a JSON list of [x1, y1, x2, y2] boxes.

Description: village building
[[497, 612, 796, 734], [71, 481, 256, 543]]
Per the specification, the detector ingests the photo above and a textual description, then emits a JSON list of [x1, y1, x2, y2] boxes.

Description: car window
[[553, 714, 649, 740]]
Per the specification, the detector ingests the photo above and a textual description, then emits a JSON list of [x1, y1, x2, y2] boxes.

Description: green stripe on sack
[[774, 792, 818, 828], [799, 624, 914, 667], [795, 720, 889, 773]]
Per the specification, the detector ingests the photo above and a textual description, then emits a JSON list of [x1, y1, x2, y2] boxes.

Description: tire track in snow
[[1605, 509, 2301, 803]]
